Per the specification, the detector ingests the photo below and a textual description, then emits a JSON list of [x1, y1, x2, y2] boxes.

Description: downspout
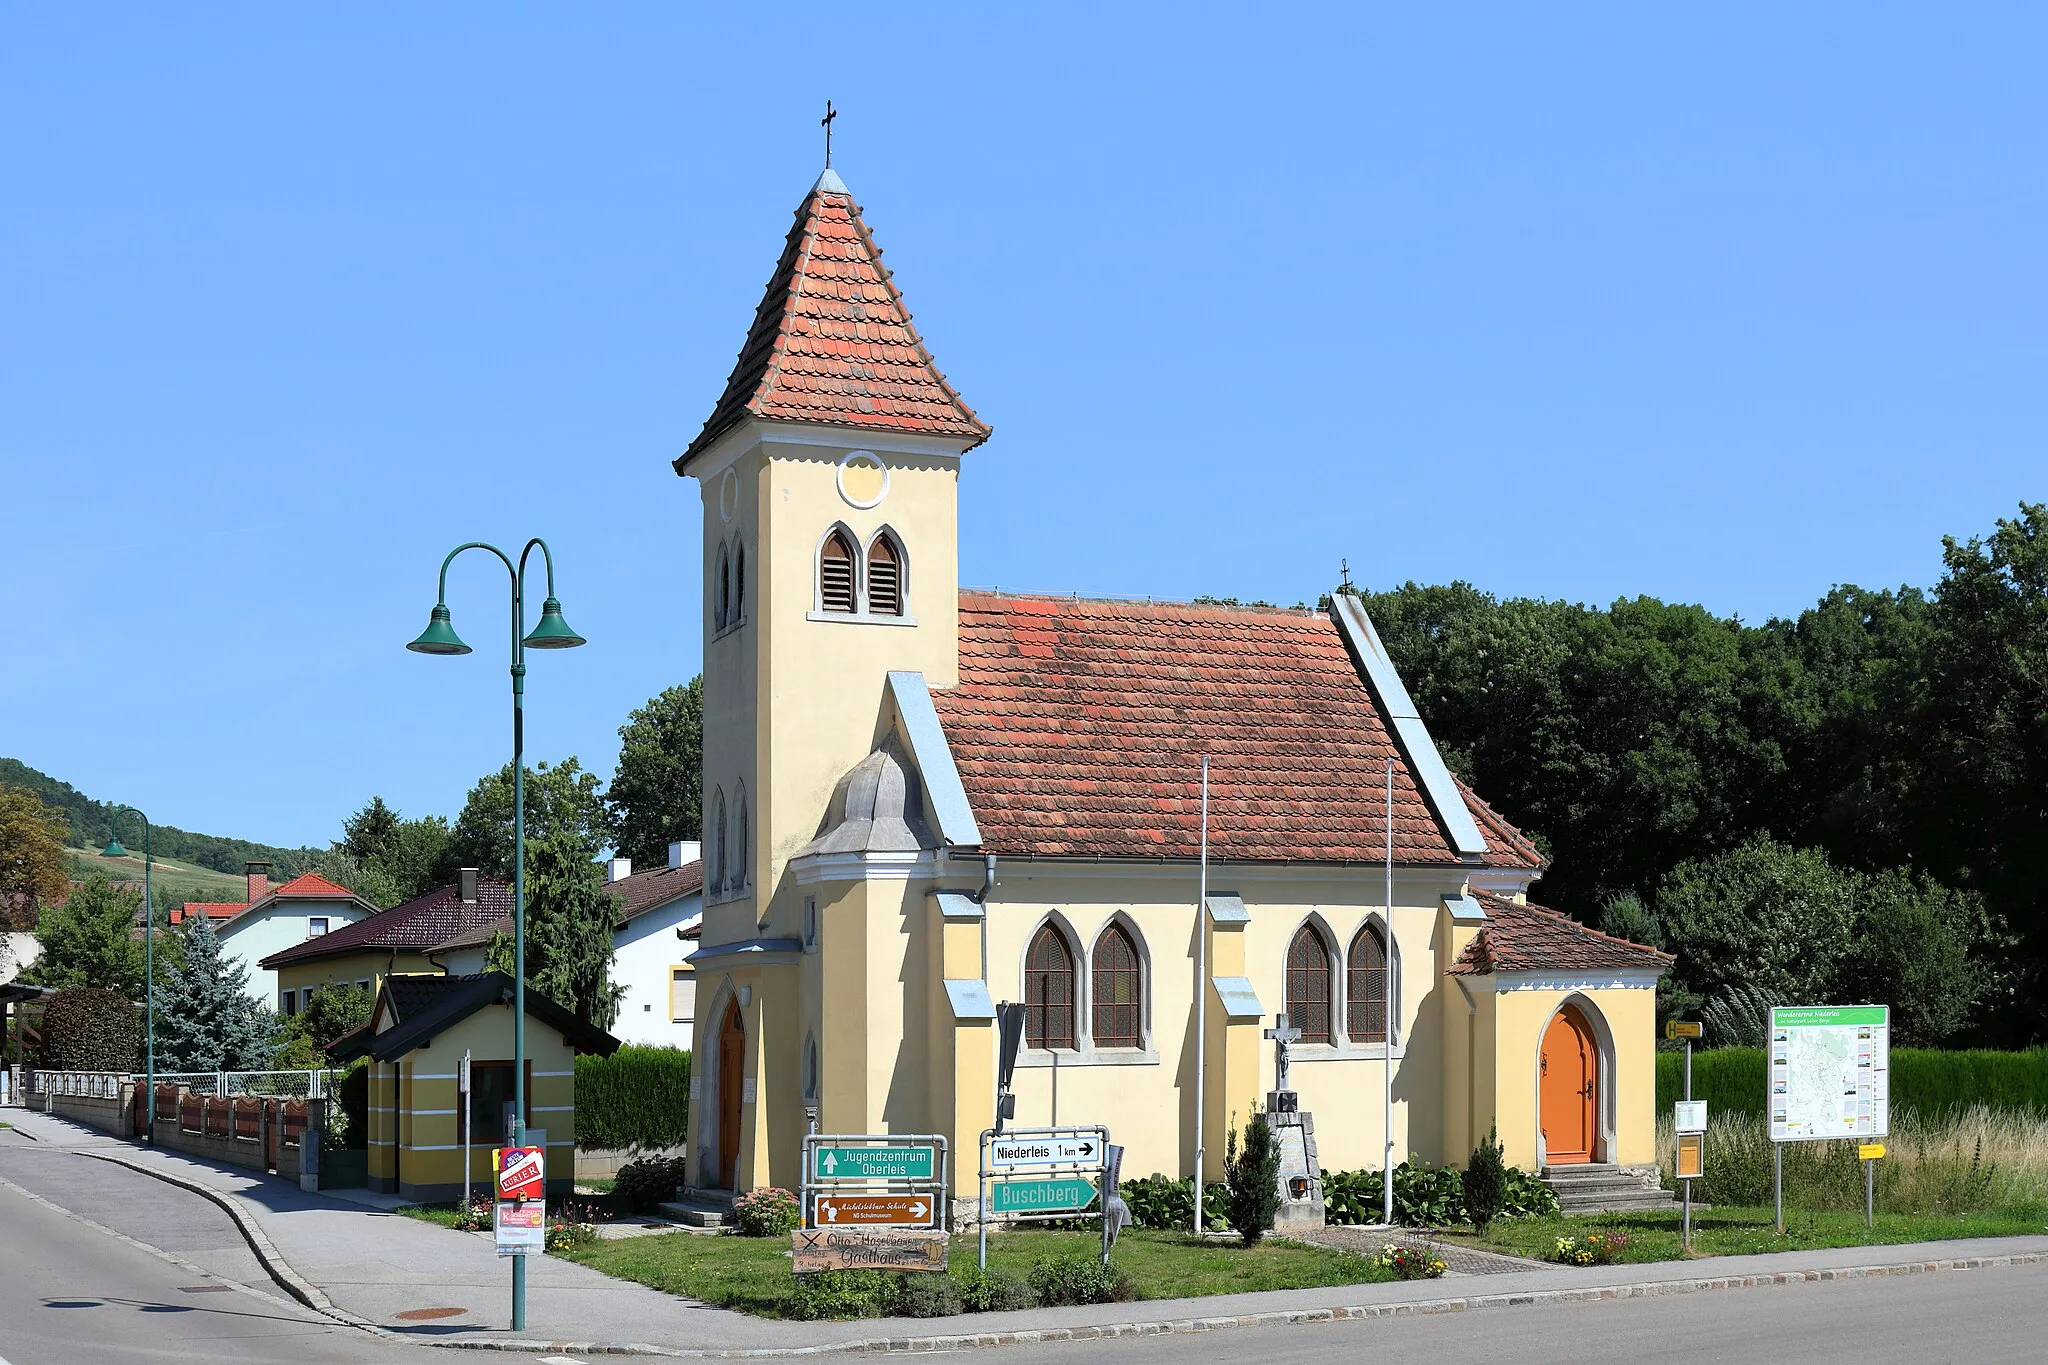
[[1453, 975, 1479, 1160], [973, 852, 996, 983]]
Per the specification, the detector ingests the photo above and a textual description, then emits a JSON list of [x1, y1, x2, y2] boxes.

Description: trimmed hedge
[[575, 1045, 690, 1150], [38, 988, 140, 1071], [1657, 1047, 2048, 1120]]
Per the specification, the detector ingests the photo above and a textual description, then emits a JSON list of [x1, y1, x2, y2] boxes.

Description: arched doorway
[[716, 998, 745, 1189], [1540, 1004, 1599, 1165]]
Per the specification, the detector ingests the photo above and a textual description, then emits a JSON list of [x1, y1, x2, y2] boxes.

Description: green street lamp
[[408, 538, 583, 1333], [100, 806, 156, 1140]]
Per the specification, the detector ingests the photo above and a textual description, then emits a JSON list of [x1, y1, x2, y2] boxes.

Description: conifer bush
[[1462, 1125, 1507, 1233], [1224, 1110, 1281, 1245]]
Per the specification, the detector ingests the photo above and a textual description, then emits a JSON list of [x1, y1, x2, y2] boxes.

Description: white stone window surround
[[1017, 909, 1159, 1068]]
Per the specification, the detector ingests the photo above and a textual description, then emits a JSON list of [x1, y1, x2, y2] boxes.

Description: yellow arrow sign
[[1858, 1143, 1886, 1161]]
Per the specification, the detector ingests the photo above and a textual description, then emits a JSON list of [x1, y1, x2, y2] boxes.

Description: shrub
[[38, 987, 140, 1071], [1462, 1126, 1507, 1233], [451, 1196, 493, 1232], [1120, 1173, 1229, 1231], [334, 1061, 369, 1150], [955, 1266, 1034, 1312], [1027, 1252, 1129, 1306], [1552, 1231, 1631, 1266], [891, 1272, 964, 1317], [1223, 1111, 1281, 1245], [1324, 1159, 1554, 1227], [1657, 1047, 2048, 1123], [614, 1155, 687, 1213], [732, 1186, 802, 1237], [783, 1269, 898, 1320], [575, 1045, 691, 1150], [1373, 1243, 1447, 1279]]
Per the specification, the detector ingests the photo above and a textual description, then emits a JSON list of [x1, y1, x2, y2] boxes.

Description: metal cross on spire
[[822, 99, 837, 168]]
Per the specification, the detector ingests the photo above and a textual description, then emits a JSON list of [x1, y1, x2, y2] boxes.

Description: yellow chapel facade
[[673, 168, 1671, 1205]]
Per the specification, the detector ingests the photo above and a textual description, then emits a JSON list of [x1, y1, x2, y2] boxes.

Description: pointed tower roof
[[676, 170, 991, 472]]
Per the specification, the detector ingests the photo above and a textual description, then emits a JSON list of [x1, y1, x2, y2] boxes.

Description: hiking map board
[[1769, 1005, 1890, 1142]]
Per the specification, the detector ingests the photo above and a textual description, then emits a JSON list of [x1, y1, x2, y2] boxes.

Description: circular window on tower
[[836, 450, 889, 509], [718, 468, 740, 522]]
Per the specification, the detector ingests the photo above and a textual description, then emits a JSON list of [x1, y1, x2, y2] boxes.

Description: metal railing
[[28, 1070, 127, 1098], [137, 1069, 338, 1099]]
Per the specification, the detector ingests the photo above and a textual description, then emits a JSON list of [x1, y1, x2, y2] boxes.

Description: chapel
[[673, 166, 1672, 1203]]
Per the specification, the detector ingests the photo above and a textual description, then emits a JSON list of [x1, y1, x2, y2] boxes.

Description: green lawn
[[561, 1228, 1394, 1318], [1437, 1205, 2048, 1263]]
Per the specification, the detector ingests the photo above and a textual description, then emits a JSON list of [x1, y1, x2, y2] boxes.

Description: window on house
[[1285, 925, 1333, 1043], [356, 979, 371, 994], [710, 788, 728, 892], [307, 917, 329, 937], [866, 534, 902, 616], [281, 989, 297, 1016], [734, 541, 746, 622], [1024, 924, 1076, 1049], [803, 1032, 819, 1100], [819, 530, 856, 613], [468, 1061, 531, 1143], [1347, 923, 1389, 1044], [733, 785, 749, 891], [670, 967, 694, 1024], [1091, 922, 1142, 1048], [716, 543, 731, 631]]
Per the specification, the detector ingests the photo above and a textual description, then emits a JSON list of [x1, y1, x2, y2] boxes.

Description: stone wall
[[49, 1084, 137, 1137]]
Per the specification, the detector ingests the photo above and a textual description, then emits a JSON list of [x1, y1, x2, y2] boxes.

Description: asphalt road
[[0, 1176, 444, 1364], [992, 1260, 2048, 1365]]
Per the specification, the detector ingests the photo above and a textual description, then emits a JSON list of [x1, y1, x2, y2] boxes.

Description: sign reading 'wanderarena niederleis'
[[1769, 1005, 1890, 1142]]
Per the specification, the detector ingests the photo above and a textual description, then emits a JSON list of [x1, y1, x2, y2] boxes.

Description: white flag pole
[[1383, 756, 1396, 1227], [1192, 756, 1210, 1238]]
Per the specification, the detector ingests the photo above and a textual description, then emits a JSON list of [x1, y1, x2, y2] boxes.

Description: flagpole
[[1383, 756, 1395, 1227], [1193, 756, 1209, 1238]]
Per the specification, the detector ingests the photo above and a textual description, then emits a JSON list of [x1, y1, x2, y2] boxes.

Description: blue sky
[[3, 5, 2042, 848]]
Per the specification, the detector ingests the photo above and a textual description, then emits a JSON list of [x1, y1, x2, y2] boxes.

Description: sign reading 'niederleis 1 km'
[[1770, 1005, 1890, 1142]]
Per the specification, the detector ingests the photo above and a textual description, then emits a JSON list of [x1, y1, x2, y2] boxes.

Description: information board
[[1769, 1005, 1889, 1142]]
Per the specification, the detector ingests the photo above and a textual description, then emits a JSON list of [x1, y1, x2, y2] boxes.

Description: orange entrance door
[[717, 999, 746, 1189], [1540, 1005, 1598, 1164]]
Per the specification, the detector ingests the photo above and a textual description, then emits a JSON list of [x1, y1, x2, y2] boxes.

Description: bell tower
[[676, 167, 990, 952]]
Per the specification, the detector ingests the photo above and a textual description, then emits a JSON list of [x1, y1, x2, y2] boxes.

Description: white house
[[177, 866, 378, 1007], [428, 842, 703, 1048]]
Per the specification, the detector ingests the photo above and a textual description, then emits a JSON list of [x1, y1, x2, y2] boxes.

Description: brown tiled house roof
[[260, 877, 514, 970], [930, 592, 1526, 864], [677, 171, 990, 470], [424, 861, 704, 956], [1459, 782, 1545, 871], [1450, 890, 1672, 976]]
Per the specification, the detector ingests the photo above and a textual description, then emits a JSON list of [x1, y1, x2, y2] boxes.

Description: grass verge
[[1436, 1204, 2048, 1263], [560, 1228, 1393, 1318]]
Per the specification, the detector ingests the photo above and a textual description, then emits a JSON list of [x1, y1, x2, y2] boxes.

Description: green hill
[[61, 847, 254, 907], [2, 757, 321, 881]]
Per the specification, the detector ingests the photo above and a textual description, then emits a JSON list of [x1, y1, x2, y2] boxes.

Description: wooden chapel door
[[1540, 1005, 1598, 1164], [716, 998, 745, 1189]]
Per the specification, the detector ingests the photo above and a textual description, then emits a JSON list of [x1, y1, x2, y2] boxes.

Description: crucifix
[[1265, 1012, 1302, 1096], [821, 99, 837, 168]]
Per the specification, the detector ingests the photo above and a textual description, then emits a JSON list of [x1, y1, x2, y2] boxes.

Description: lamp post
[[407, 538, 584, 1334], [99, 807, 154, 1140]]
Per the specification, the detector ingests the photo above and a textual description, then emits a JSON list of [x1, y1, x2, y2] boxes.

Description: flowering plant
[[1551, 1231, 1630, 1266], [1373, 1243, 1448, 1280], [451, 1196, 494, 1232], [732, 1186, 803, 1237], [545, 1205, 599, 1252]]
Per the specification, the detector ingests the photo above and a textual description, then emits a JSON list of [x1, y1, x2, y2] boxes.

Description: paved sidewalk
[[5, 1106, 2048, 1356]]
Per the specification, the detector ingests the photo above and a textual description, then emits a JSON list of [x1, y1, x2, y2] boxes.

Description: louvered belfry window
[[1286, 926, 1333, 1043], [1025, 924, 1075, 1049], [1347, 924, 1388, 1044], [820, 531, 856, 612], [1092, 923, 1142, 1048], [867, 535, 902, 616]]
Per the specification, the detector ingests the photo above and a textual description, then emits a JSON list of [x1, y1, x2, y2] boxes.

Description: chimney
[[245, 861, 274, 905], [667, 840, 702, 870], [607, 857, 633, 884], [458, 867, 479, 903]]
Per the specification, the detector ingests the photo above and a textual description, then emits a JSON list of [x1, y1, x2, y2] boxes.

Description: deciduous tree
[[608, 678, 704, 868]]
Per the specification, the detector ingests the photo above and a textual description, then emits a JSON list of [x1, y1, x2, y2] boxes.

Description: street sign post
[[813, 1194, 938, 1228], [812, 1143, 937, 1182], [1666, 1020, 1706, 1248], [989, 1176, 1098, 1215], [978, 1126, 1114, 1270]]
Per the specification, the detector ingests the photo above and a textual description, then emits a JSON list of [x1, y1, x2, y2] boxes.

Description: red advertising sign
[[495, 1145, 545, 1201]]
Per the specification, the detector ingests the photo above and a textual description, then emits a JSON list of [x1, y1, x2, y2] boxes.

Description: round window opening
[[718, 468, 740, 522], [836, 451, 889, 509]]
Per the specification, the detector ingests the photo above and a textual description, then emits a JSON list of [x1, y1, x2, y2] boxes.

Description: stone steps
[[658, 1185, 738, 1228], [1541, 1163, 1681, 1216]]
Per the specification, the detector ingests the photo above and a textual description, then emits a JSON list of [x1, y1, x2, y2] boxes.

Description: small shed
[[330, 972, 619, 1203]]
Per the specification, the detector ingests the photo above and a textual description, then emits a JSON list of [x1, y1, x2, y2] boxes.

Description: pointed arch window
[[733, 541, 746, 623], [733, 783, 750, 892], [1091, 922, 1142, 1048], [1024, 924, 1075, 1049], [1347, 923, 1388, 1044], [819, 530, 856, 613], [866, 533, 902, 616], [1285, 925, 1333, 1043], [715, 543, 732, 632], [711, 787, 729, 892]]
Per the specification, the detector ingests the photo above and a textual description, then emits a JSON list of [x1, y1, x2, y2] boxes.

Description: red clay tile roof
[[676, 172, 990, 470], [1459, 782, 1546, 871], [177, 871, 367, 926], [1450, 891, 1672, 976], [267, 873, 356, 898], [171, 902, 244, 924], [931, 593, 1532, 864], [609, 860, 705, 923], [259, 877, 514, 970]]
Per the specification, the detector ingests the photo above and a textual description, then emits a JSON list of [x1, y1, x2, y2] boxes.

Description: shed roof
[[327, 971, 620, 1063], [1449, 891, 1673, 976]]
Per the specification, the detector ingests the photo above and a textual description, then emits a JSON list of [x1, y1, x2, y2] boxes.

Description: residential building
[[259, 869, 506, 1014], [177, 865, 377, 1007]]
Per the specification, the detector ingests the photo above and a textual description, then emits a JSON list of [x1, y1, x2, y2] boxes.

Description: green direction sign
[[813, 1145, 936, 1182], [991, 1176, 1099, 1215]]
